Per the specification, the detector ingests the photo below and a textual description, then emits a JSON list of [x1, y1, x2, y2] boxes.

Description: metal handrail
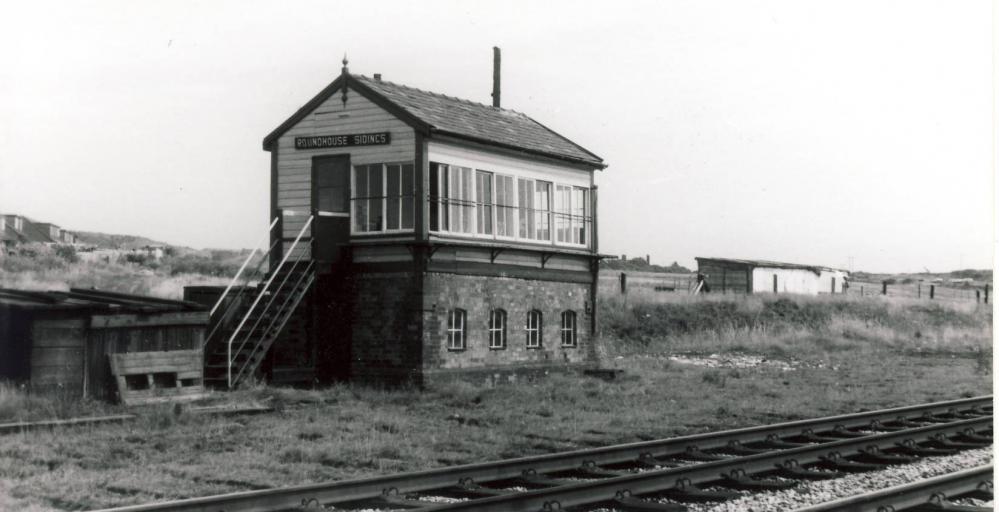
[[228, 255, 307, 370], [231, 260, 315, 386], [226, 214, 313, 388], [203, 234, 283, 349], [209, 216, 280, 317]]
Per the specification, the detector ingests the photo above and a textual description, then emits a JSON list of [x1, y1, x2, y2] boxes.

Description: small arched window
[[525, 309, 543, 348], [560, 310, 577, 347], [447, 309, 466, 350], [488, 309, 507, 349]]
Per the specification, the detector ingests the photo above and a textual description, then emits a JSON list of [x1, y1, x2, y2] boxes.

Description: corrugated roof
[[696, 257, 848, 274], [0, 288, 207, 313], [352, 75, 604, 167]]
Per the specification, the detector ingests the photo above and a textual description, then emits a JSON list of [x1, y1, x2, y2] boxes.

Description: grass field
[[0, 246, 243, 299], [0, 290, 991, 511]]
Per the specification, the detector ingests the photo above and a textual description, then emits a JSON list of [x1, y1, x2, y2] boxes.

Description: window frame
[[488, 308, 507, 350], [560, 310, 577, 347], [428, 161, 591, 249], [446, 308, 467, 351], [350, 161, 416, 236], [525, 309, 543, 349]]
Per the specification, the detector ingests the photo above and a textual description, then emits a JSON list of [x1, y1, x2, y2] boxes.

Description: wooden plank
[[90, 311, 208, 329], [33, 317, 88, 329], [31, 326, 86, 348], [30, 368, 83, 386], [31, 347, 84, 367], [0, 415, 136, 435]]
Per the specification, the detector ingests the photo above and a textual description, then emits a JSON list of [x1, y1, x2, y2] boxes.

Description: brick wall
[[421, 273, 597, 374], [348, 272, 424, 385]]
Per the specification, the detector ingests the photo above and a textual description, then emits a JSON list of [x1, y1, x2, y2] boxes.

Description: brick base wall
[[421, 273, 597, 373], [307, 267, 600, 387], [348, 272, 424, 385]]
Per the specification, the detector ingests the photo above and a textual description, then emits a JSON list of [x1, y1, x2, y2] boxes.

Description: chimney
[[373, 73, 382, 82], [491, 46, 501, 108]]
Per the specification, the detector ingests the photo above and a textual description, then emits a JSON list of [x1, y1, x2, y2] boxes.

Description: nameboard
[[295, 132, 391, 150]]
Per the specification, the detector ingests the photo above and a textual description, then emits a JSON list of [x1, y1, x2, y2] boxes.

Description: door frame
[[311, 154, 352, 264]]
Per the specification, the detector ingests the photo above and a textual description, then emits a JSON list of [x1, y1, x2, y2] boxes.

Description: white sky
[[0, 0, 993, 273]]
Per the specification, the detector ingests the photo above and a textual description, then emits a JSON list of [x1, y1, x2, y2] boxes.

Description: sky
[[0, 0, 993, 273]]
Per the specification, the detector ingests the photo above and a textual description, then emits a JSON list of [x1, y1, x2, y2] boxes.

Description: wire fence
[[846, 280, 990, 303], [598, 272, 991, 304]]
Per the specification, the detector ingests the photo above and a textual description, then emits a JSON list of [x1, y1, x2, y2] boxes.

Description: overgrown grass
[[599, 293, 991, 360], [0, 383, 123, 423], [0, 247, 235, 299]]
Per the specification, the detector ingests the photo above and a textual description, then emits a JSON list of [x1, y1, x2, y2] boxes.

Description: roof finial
[[341, 53, 349, 108]]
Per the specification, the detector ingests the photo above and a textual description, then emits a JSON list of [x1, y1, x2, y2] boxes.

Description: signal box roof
[[263, 73, 605, 169]]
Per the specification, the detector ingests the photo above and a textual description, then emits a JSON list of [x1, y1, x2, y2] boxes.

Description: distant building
[[0, 214, 78, 247], [695, 257, 849, 295]]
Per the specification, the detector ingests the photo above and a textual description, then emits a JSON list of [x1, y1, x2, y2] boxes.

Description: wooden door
[[312, 156, 351, 264]]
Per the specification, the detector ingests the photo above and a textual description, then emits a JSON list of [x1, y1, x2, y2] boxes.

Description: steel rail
[[89, 396, 991, 512], [792, 464, 994, 511], [417, 416, 992, 512]]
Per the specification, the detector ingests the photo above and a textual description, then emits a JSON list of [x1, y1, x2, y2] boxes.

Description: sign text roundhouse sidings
[[294, 132, 391, 150]]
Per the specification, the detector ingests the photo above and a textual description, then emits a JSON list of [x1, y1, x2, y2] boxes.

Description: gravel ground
[[656, 447, 993, 512], [328, 448, 992, 511], [661, 353, 830, 371]]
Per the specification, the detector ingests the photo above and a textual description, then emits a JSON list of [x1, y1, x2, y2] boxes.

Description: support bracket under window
[[425, 244, 442, 263], [541, 252, 555, 269], [490, 248, 505, 264]]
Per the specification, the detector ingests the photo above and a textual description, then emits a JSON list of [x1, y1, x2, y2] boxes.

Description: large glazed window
[[430, 163, 475, 234], [517, 178, 552, 241], [555, 185, 589, 246], [495, 174, 516, 238], [352, 162, 414, 233], [429, 161, 589, 248]]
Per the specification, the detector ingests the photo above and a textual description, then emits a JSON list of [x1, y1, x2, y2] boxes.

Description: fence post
[[976, 289, 981, 303], [619, 272, 627, 295], [918, 283, 921, 298], [882, 281, 887, 295], [861, 286, 864, 296], [930, 285, 935, 300], [985, 284, 990, 304]]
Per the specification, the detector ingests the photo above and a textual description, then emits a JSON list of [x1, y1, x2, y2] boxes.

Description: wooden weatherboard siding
[[30, 316, 87, 391], [274, 84, 416, 259]]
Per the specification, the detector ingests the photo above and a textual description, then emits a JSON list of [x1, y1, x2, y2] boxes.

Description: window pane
[[461, 167, 473, 233], [518, 179, 534, 239], [353, 166, 368, 232], [535, 182, 551, 241], [476, 170, 493, 235], [401, 164, 414, 229], [429, 163, 439, 231], [386, 165, 400, 230], [448, 166, 460, 232], [368, 165, 383, 231]]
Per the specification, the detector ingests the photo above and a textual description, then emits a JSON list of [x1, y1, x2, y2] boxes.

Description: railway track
[[94, 396, 993, 512], [793, 464, 994, 511]]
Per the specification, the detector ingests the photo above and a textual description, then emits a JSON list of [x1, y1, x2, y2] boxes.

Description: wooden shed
[[0, 288, 208, 403], [695, 257, 849, 295]]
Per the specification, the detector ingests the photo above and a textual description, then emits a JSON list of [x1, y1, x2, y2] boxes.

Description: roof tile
[[353, 75, 603, 167]]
